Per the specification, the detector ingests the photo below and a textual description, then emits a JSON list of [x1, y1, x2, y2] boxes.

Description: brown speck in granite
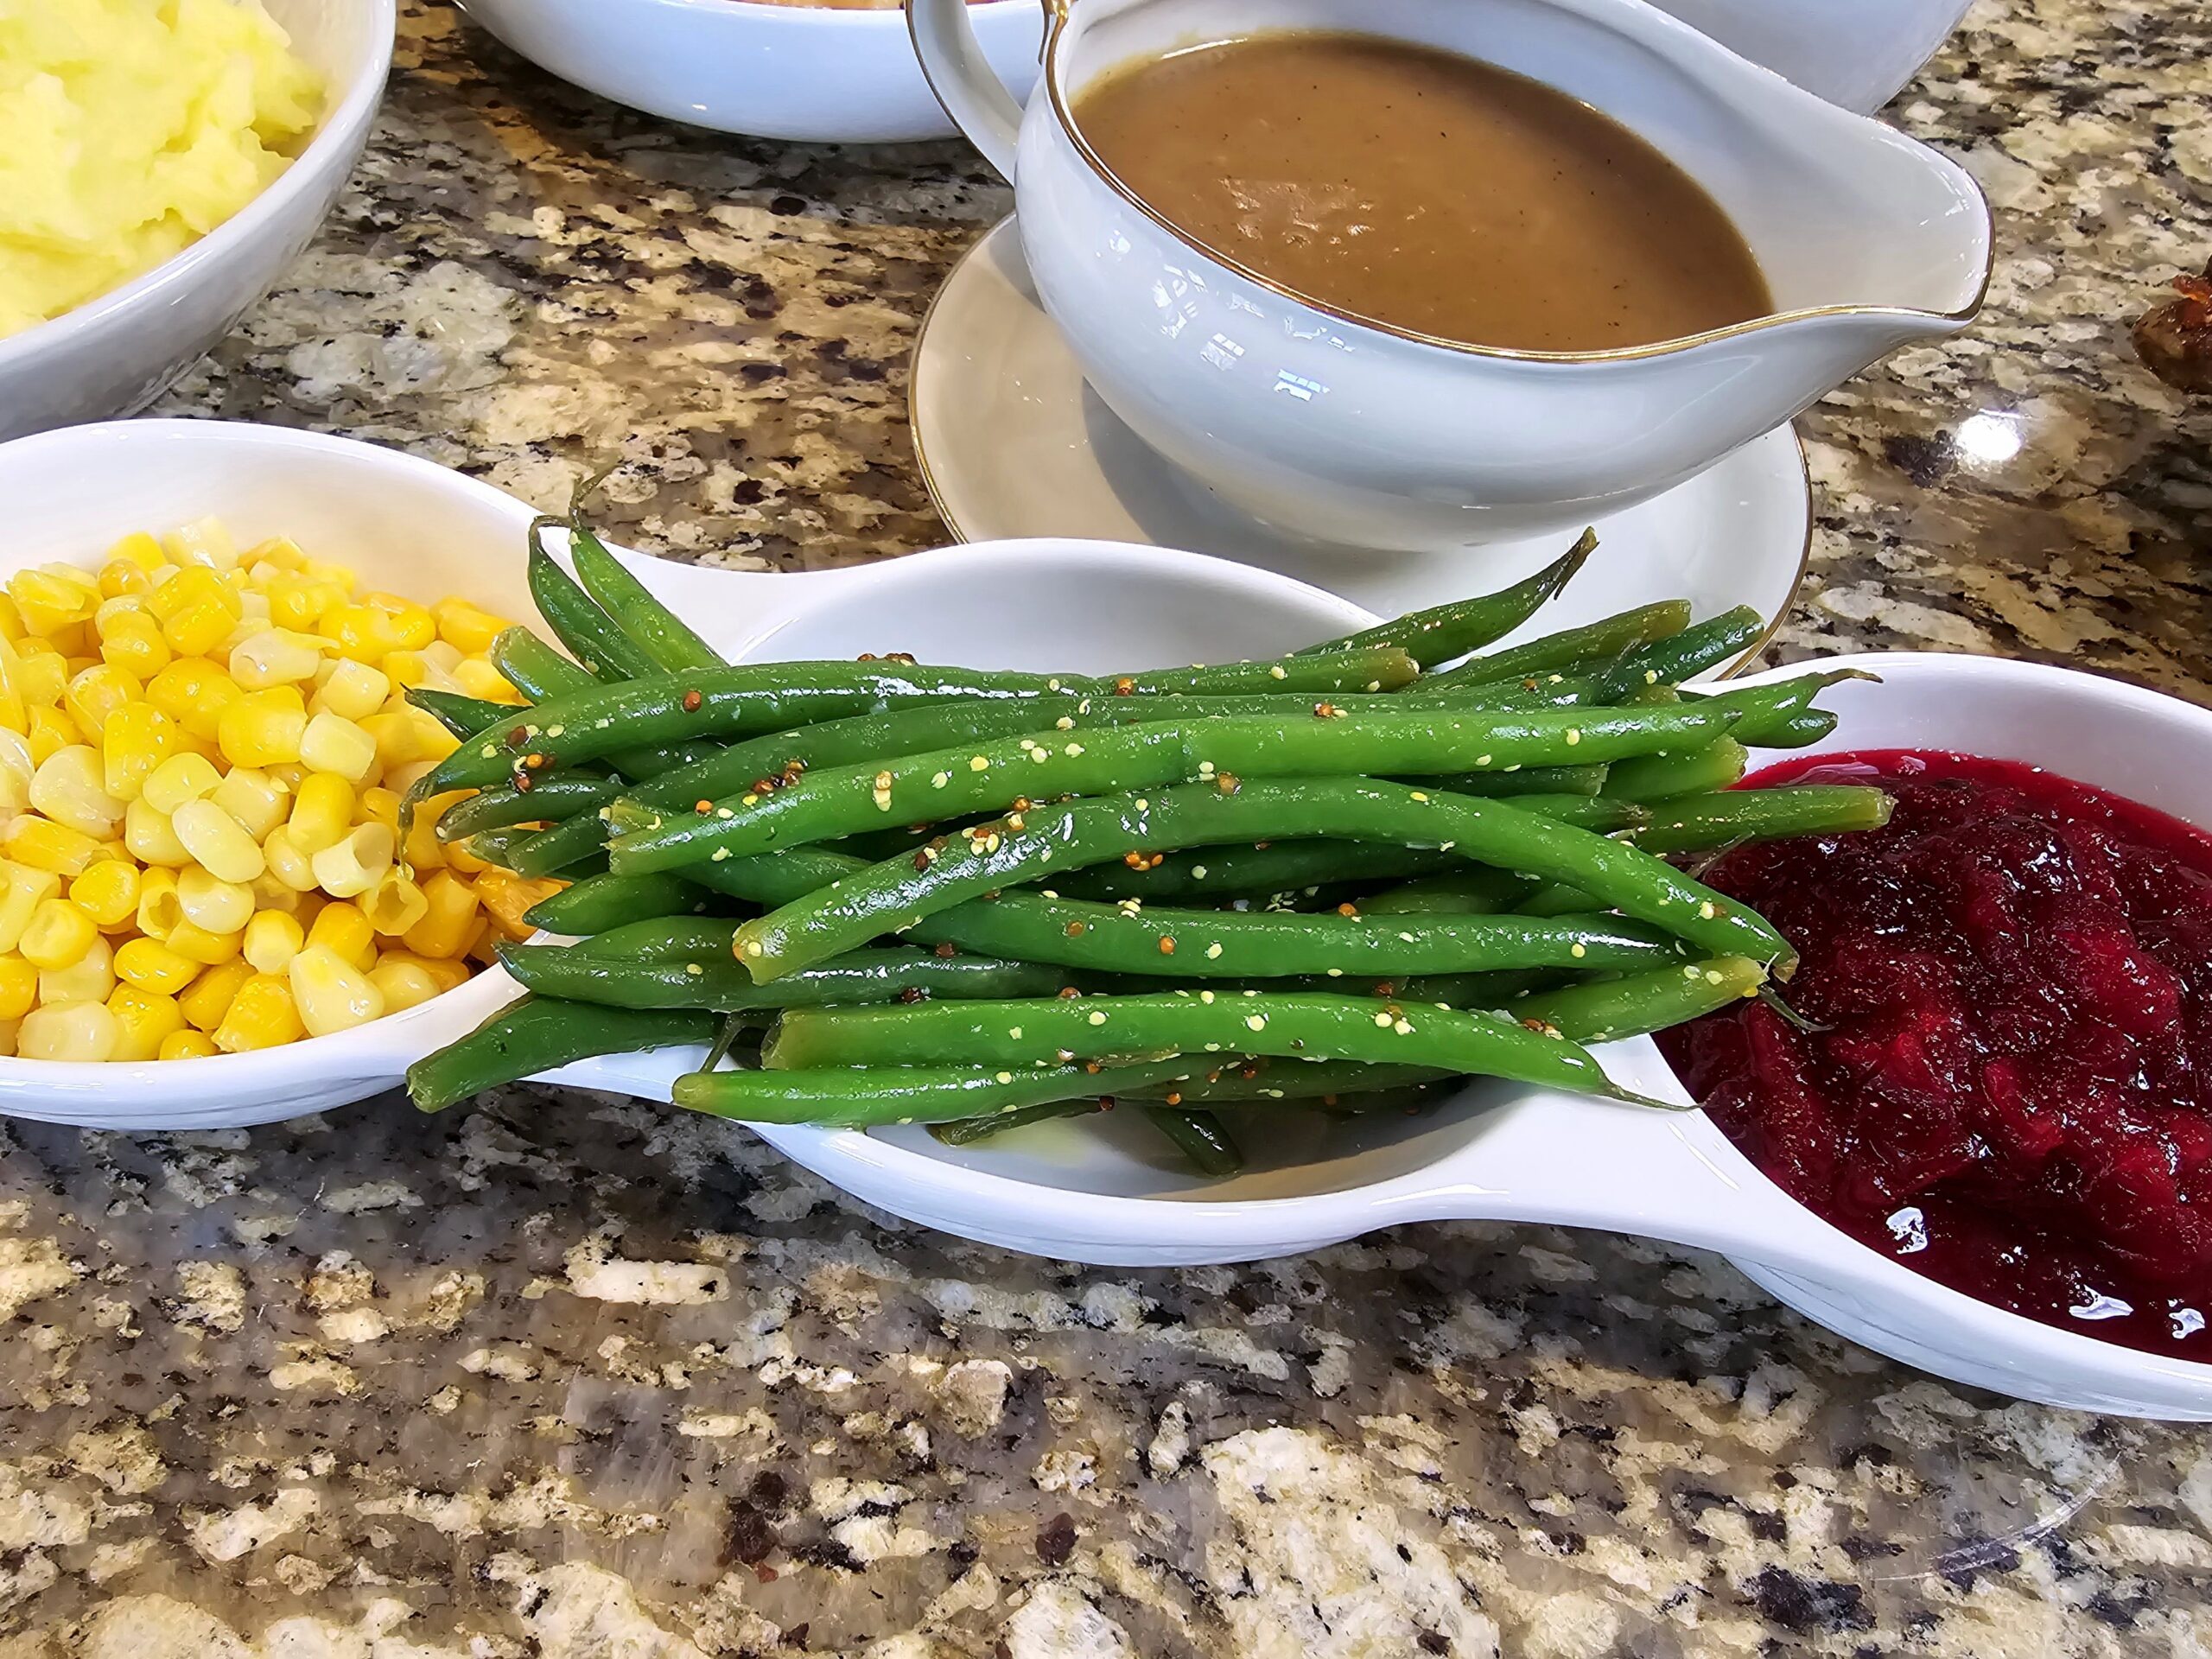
[[0, 0, 2190, 1656]]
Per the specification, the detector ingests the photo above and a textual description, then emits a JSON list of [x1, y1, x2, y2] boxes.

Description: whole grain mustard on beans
[[0, 519, 565, 1062]]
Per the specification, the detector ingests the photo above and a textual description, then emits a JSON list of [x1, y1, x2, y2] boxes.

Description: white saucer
[[911, 219, 1813, 673]]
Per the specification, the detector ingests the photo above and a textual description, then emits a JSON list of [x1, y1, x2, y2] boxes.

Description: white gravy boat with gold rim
[[912, 0, 1992, 549]]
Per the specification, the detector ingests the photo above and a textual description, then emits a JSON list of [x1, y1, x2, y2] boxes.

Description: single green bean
[[1624, 785, 1893, 855], [524, 870, 736, 935], [1143, 1106, 1243, 1175], [931, 1098, 1107, 1145], [1295, 529, 1597, 667], [1358, 869, 1536, 916], [607, 704, 1728, 872], [498, 942, 1067, 1011], [762, 991, 1637, 1099], [1058, 842, 1462, 903], [1515, 956, 1764, 1043], [408, 995, 715, 1112], [674, 1058, 1192, 1128], [409, 689, 515, 740], [565, 522, 724, 673], [527, 531, 659, 682], [729, 777, 1790, 979], [1592, 606, 1764, 693], [1683, 671, 1872, 747], [436, 774, 624, 841], [491, 623, 595, 702], [1603, 738, 1749, 801], [1413, 600, 1694, 690]]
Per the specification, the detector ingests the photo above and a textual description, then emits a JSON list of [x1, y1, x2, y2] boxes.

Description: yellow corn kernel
[[159, 1028, 219, 1060], [242, 910, 305, 976], [150, 567, 240, 658], [299, 711, 378, 784], [248, 872, 303, 917], [0, 955, 34, 1020], [311, 822, 392, 899], [402, 870, 480, 959], [421, 640, 462, 675], [213, 973, 304, 1052], [318, 604, 402, 663], [107, 984, 187, 1062], [0, 860, 60, 956], [60, 664, 138, 745], [306, 901, 378, 972], [4, 814, 103, 880], [170, 799, 264, 884], [288, 944, 385, 1037], [177, 958, 254, 1033], [216, 688, 307, 769], [141, 753, 221, 817], [18, 1001, 119, 1063], [377, 949, 469, 994], [20, 898, 97, 970], [0, 598, 19, 643], [23, 706, 75, 767], [175, 868, 255, 936], [268, 575, 345, 632], [286, 772, 353, 855], [116, 936, 197, 995], [97, 560, 152, 602], [209, 766, 290, 840], [8, 568, 98, 636], [134, 868, 181, 938], [245, 536, 306, 572], [98, 610, 170, 680], [368, 957, 442, 1014], [29, 743, 124, 838], [362, 869, 429, 937], [385, 759, 440, 801], [165, 922, 243, 968], [228, 627, 327, 691], [471, 867, 560, 940], [451, 658, 518, 703], [105, 531, 165, 575], [432, 599, 507, 657], [145, 658, 241, 742], [67, 861, 139, 930], [123, 798, 190, 868], [261, 825, 318, 892], [365, 594, 437, 652], [357, 786, 402, 835], [438, 836, 487, 877], [311, 658, 390, 722], [38, 933, 111, 1007], [97, 703, 178, 805], [162, 517, 238, 573], [357, 709, 428, 772], [381, 650, 434, 692]]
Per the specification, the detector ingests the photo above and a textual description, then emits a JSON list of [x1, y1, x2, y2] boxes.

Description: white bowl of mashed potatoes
[[455, 0, 1039, 144], [0, 0, 394, 441]]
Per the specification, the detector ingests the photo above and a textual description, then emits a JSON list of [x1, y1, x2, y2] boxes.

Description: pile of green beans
[[404, 522, 1891, 1177]]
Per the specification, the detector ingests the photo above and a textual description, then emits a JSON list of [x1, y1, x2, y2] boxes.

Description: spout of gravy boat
[[914, 0, 1993, 548]]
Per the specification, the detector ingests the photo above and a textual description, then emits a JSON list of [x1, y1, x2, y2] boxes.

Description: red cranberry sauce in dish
[[1656, 750, 2212, 1360]]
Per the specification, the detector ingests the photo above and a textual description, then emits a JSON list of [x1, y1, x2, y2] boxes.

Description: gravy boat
[[912, 0, 1993, 548]]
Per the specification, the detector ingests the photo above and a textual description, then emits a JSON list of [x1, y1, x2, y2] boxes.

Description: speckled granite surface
[[1, 1, 2208, 1654]]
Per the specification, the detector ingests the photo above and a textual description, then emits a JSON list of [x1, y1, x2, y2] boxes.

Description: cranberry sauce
[[1656, 750, 2212, 1359]]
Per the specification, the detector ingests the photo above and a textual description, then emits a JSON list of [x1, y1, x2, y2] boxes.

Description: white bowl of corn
[[0, 419, 574, 1128]]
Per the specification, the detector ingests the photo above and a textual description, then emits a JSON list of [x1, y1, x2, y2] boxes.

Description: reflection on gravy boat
[[1073, 31, 1772, 354], [911, 0, 1993, 548]]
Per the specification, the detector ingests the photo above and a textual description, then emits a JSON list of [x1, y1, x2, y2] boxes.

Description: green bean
[[1762, 709, 1840, 748], [1592, 606, 1764, 692], [931, 1099, 1106, 1144], [1438, 764, 1609, 797], [409, 995, 715, 1112], [491, 623, 596, 702], [1624, 785, 1893, 855], [607, 704, 1730, 872], [1134, 1057, 1458, 1103], [527, 530, 659, 682], [729, 776, 1789, 978], [566, 522, 724, 673], [673, 1058, 1193, 1128], [498, 941, 1067, 1011], [524, 870, 736, 935], [1143, 1106, 1243, 1175], [436, 774, 624, 841], [1058, 842, 1463, 903], [1515, 956, 1764, 1042], [423, 645, 1422, 794], [1516, 883, 1599, 918], [762, 990, 1638, 1099], [409, 689, 515, 741], [1684, 671, 1872, 747], [1358, 869, 1535, 916], [1603, 738, 1749, 801], [1413, 600, 1694, 690], [456, 826, 546, 870], [1295, 529, 1596, 667]]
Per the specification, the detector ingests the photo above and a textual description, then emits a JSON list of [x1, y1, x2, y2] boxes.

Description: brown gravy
[[1071, 32, 1772, 353]]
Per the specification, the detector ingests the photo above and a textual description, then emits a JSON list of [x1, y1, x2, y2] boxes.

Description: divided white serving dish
[[10, 421, 2211, 1419], [0, 0, 394, 442]]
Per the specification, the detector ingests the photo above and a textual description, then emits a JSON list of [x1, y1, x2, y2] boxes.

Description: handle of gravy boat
[[910, 0, 1051, 177]]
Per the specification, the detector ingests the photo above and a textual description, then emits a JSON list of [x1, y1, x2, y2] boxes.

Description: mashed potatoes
[[0, 0, 322, 338]]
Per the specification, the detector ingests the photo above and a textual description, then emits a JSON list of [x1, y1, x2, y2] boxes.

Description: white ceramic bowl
[[0, 1, 393, 442], [455, 0, 1041, 143], [557, 654, 2212, 1420], [1648, 0, 1975, 113]]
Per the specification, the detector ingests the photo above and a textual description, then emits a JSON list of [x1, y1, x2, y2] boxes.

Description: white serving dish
[[0, 0, 394, 442], [1646, 0, 1976, 114], [912, 0, 1991, 546], [454, 0, 1042, 143]]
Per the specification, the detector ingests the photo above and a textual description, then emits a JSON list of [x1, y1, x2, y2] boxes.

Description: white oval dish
[[0, 0, 394, 442], [555, 654, 2212, 1421], [0, 418, 1365, 1128], [454, 0, 1042, 143]]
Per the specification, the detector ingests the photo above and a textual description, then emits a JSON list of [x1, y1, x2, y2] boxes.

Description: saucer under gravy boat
[[912, 0, 1993, 549]]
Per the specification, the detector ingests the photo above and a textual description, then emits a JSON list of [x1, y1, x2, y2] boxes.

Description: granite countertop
[[3, 1, 2209, 1654]]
